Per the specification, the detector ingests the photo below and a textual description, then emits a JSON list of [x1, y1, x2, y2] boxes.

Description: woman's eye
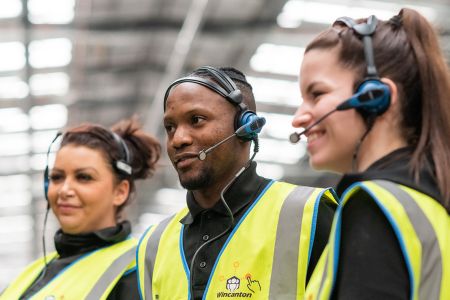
[[312, 91, 324, 100], [77, 173, 93, 181], [49, 174, 63, 182]]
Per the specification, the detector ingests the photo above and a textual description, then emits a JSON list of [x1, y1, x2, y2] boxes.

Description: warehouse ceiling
[[0, 0, 449, 288]]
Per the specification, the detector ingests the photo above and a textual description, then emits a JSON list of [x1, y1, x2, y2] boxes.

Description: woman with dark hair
[[1, 117, 161, 299], [291, 8, 450, 300]]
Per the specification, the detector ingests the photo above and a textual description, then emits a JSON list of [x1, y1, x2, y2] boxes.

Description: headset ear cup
[[44, 166, 49, 202], [228, 90, 243, 105], [235, 110, 261, 141], [355, 79, 391, 116]]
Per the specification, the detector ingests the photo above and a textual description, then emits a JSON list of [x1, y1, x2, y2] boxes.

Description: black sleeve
[[331, 190, 410, 300], [306, 198, 336, 284], [107, 270, 140, 300]]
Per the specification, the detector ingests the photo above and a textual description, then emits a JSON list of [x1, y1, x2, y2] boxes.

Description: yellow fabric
[[137, 225, 157, 298], [305, 181, 450, 300], [1, 238, 136, 300], [297, 188, 333, 298], [152, 208, 190, 300], [400, 185, 450, 300], [304, 245, 329, 300], [138, 181, 335, 300], [203, 182, 295, 300]]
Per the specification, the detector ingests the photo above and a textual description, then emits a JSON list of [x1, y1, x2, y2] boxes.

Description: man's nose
[[170, 126, 193, 149]]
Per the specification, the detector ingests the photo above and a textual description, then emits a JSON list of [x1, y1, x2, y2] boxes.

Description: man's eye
[[164, 124, 175, 133], [192, 116, 205, 124]]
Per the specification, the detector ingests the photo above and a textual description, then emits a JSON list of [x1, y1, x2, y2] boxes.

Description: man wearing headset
[[136, 66, 338, 300]]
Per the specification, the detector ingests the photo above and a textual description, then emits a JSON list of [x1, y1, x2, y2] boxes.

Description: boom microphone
[[288, 88, 383, 144], [198, 116, 266, 160], [289, 108, 338, 144]]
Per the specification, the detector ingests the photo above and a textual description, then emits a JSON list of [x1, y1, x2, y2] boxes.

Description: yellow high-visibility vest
[[1, 238, 137, 300], [305, 180, 450, 300], [137, 181, 338, 300]]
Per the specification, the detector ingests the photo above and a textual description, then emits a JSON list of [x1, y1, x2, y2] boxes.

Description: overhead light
[[247, 76, 300, 107], [277, 0, 436, 28], [29, 104, 68, 130], [28, 0, 74, 24], [29, 38, 72, 69], [0, 133, 30, 156], [0, 0, 22, 19], [30, 72, 70, 96], [0, 77, 29, 99], [0, 42, 25, 72], [250, 43, 304, 76], [0, 108, 29, 132]]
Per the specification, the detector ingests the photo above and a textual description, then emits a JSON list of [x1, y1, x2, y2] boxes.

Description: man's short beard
[[179, 166, 213, 190]]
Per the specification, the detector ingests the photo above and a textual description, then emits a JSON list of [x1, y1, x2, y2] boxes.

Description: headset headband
[[334, 15, 379, 78], [111, 132, 132, 176], [163, 66, 245, 111]]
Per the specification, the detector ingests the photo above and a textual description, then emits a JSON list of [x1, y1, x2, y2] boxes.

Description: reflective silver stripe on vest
[[143, 216, 174, 299], [85, 245, 136, 300], [269, 186, 316, 299], [374, 180, 442, 300]]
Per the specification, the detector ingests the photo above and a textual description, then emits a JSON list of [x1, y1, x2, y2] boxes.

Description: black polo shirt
[[180, 162, 335, 300]]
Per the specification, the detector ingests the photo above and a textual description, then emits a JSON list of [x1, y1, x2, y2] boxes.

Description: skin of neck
[[355, 122, 407, 172]]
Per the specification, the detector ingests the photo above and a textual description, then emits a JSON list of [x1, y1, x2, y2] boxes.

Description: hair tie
[[389, 15, 402, 28]]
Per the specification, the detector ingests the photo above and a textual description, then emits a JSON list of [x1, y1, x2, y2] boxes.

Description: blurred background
[[0, 0, 449, 289]]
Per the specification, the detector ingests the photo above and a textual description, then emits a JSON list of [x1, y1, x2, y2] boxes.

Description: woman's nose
[[292, 105, 313, 128], [59, 179, 75, 198]]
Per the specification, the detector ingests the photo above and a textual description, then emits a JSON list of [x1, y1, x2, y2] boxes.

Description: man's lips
[[174, 152, 199, 168]]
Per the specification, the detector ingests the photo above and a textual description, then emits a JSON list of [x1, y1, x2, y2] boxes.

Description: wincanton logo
[[216, 274, 260, 298], [226, 276, 240, 292]]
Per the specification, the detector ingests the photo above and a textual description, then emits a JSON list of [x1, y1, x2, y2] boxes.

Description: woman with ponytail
[[1, 117, 161, 300], [292, 8, 450, 299]]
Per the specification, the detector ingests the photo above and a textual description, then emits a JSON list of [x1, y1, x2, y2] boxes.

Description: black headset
[[43, 130, 133, 201], [163, 66, 263, 141], [334, 15, 391, 116]]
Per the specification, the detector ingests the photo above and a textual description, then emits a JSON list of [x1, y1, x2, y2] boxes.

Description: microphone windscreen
[[289, 132, 301, 144]]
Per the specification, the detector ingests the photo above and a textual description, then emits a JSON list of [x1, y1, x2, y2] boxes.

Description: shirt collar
[[180, 161, 265, 225], [336, 146, 440, 201]]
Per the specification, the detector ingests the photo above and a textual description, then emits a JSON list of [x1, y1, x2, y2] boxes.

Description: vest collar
[[337, 147, 440, 202], [180, 162, 266, 224]]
